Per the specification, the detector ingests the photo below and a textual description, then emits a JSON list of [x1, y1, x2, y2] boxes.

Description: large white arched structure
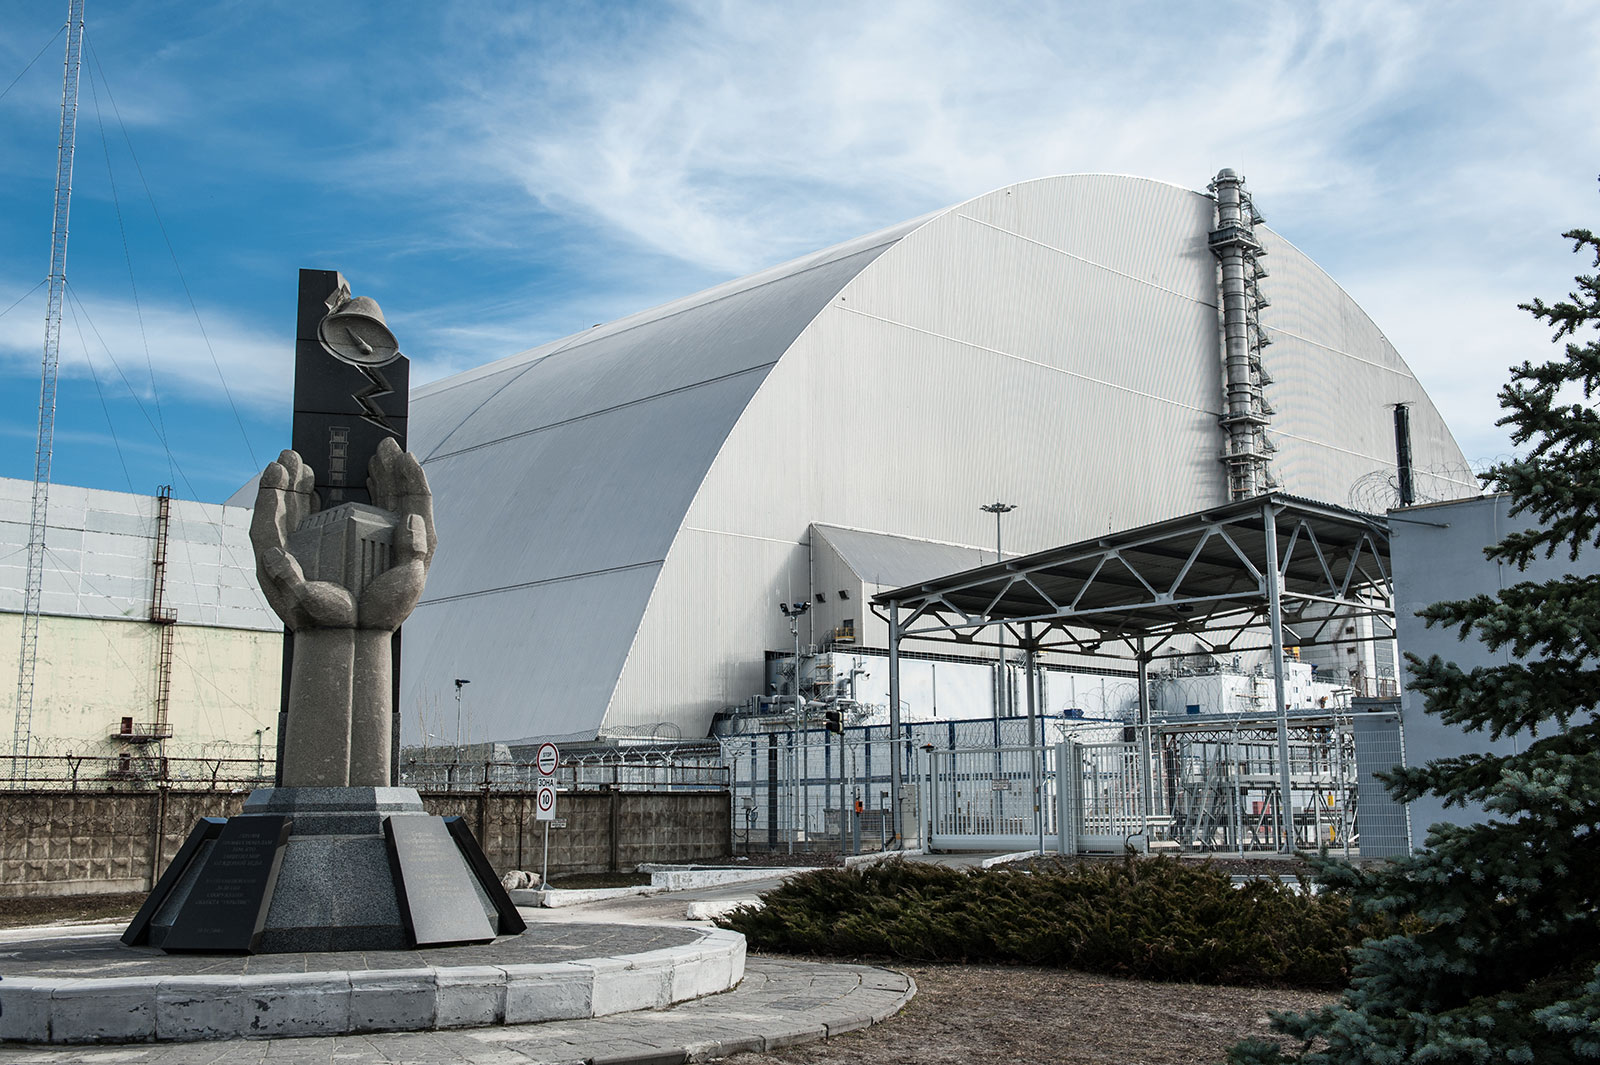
[[399, 174, 1468, 744]]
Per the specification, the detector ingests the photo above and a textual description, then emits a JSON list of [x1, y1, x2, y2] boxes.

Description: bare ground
[[727, 958, 1331, 1065], [0, 892, 143, 929]]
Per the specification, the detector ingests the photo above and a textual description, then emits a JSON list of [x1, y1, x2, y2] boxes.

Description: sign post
[[534, 743, 559, 888]]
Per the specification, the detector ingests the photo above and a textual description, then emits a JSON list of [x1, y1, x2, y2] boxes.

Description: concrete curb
[[648, 867, 820, 890], [509, 884, 670, 907], [0, 927, 745, 1045], [844, 849, 925, 868], [0, 957, 913, 1064], [980, 849, 1047, 868], [509, 865, 824, 908], [685, 898, 762, 921]]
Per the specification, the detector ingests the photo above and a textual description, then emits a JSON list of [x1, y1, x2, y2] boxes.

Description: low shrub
[[716, 857, 1364, 989]]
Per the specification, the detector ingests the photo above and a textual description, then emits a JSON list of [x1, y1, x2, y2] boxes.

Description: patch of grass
[[717, 857, 1364, 989]]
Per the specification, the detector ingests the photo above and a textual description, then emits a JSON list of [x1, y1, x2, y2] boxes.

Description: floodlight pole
[[981, 503, 1016, 719], [793, 615, 801, 854], [454, 678, 470, 761], [254, 726, 271, 783], [780, 601, 809, 855]]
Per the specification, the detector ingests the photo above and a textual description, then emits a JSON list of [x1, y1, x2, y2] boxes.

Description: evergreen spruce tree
[[1232, 214, 1600, 1062]]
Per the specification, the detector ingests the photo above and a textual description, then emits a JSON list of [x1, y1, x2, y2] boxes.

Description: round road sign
[[536, 786, 555, 814], [535, 742, 560, 776]]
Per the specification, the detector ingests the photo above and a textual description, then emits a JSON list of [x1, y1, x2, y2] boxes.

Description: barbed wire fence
[[1, 737, 732, 793], [2, 736, 274, 791]]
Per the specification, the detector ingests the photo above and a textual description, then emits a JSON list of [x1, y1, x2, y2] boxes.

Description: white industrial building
[[0, 479, 278, 764], [4, 171, 1476, 760], [393, 171, 1470, 746], [1390, 493, 1599, 850]]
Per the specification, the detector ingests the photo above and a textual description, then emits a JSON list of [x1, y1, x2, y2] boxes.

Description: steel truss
[[872, 492, 1396, 854]]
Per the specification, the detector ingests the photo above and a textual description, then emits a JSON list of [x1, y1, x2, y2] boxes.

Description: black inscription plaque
[[443, 815, 527, 936], [160, 815, 291, 954], [384, 817, 497, 947], [121, 817, 226, 947]]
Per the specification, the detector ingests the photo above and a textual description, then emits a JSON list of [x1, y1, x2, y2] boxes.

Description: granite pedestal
[[125, 787, 521, 954]]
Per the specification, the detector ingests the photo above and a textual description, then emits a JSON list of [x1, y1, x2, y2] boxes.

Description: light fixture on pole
[[453, 678, 471, 760], [778, 601, 810, 855], [979, 503, 1017, 717], [254, 726, 272, 783]]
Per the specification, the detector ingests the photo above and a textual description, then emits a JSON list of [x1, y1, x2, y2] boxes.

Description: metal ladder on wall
[[149, 485, 177, 739]]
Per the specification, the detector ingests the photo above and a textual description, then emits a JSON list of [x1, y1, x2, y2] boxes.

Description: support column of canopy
[[1136, 640, 1154, 837], [1263, 501, 1295, 854], [887, 602, 903, 849], [1025, 628, 1043, 855]]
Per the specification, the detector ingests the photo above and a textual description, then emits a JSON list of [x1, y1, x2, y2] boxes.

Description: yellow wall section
[[0, 613, 280, 756]]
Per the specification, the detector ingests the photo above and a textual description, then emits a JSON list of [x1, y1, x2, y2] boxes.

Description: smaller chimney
[[1393, 404, 1415, 506]]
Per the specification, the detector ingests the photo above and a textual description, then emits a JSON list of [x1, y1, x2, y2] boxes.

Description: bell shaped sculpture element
[[318, 294, 401, 367]]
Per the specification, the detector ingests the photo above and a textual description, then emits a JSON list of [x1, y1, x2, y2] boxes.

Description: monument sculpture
[[121, 274, 523, 954], [252, 439, 434, 787]]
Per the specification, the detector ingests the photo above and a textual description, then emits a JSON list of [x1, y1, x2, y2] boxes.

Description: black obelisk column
[[274, 269, 410, 785]]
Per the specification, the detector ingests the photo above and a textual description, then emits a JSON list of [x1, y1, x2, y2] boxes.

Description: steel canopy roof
[[871, 493, 1394, 660]]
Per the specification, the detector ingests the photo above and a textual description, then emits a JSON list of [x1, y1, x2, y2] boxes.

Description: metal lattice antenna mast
[[12, 0, 86, 772]]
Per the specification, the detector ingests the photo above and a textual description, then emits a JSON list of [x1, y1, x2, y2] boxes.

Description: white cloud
[[401, 2, 1467, 274], [0, 288, 288, 412], [15, 0, 1597, 469], [374, 0, 1597, 460]]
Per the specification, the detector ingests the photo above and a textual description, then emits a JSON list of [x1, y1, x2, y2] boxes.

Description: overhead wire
[[69, 37, 278, 741], [84, 33, 260, 472], [63, 294, 135, 491], [38, 483, 274, 741], [84, 44, 173, 487], [63, 284, 203, 502], [0, 279, 47, 321], [68, 45, 275, 738], [39, 546, 154, 708], [13, 22, 272, 761], [0, 23, 65, 106]]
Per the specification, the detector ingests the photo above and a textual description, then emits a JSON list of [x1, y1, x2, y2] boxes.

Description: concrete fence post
[[608, 789, 622, 873], [146, 789, 167, 891]]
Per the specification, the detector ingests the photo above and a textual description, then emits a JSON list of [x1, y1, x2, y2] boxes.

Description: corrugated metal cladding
[[401, 221, 921, 744], [403, 174, 1468, 744], [0, 478, 274, 631]]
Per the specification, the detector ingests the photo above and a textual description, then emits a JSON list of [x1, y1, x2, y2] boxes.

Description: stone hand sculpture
[[251, 437, 436, 787]]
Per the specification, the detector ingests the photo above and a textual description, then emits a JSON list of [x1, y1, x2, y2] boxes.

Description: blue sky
[[2, 1, 1596, 503]]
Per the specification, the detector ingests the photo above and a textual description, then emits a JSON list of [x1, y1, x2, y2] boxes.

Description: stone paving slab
[[0, 957, 914, 1064], [0, 922, 696, 979]]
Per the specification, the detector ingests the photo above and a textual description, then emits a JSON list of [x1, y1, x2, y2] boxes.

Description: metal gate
[[924, 741, 1152, 853], [925, 744, 1056, 852], [1065, 740, 1148, 853]]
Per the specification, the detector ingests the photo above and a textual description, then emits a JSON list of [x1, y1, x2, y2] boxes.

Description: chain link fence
[[722, 708, 1408, 858], [6, 710, 1407, 860], [396, 741, 729, 793]]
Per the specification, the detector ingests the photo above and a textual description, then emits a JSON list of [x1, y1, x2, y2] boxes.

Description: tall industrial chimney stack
[[1208, 169, 1275, 500]]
